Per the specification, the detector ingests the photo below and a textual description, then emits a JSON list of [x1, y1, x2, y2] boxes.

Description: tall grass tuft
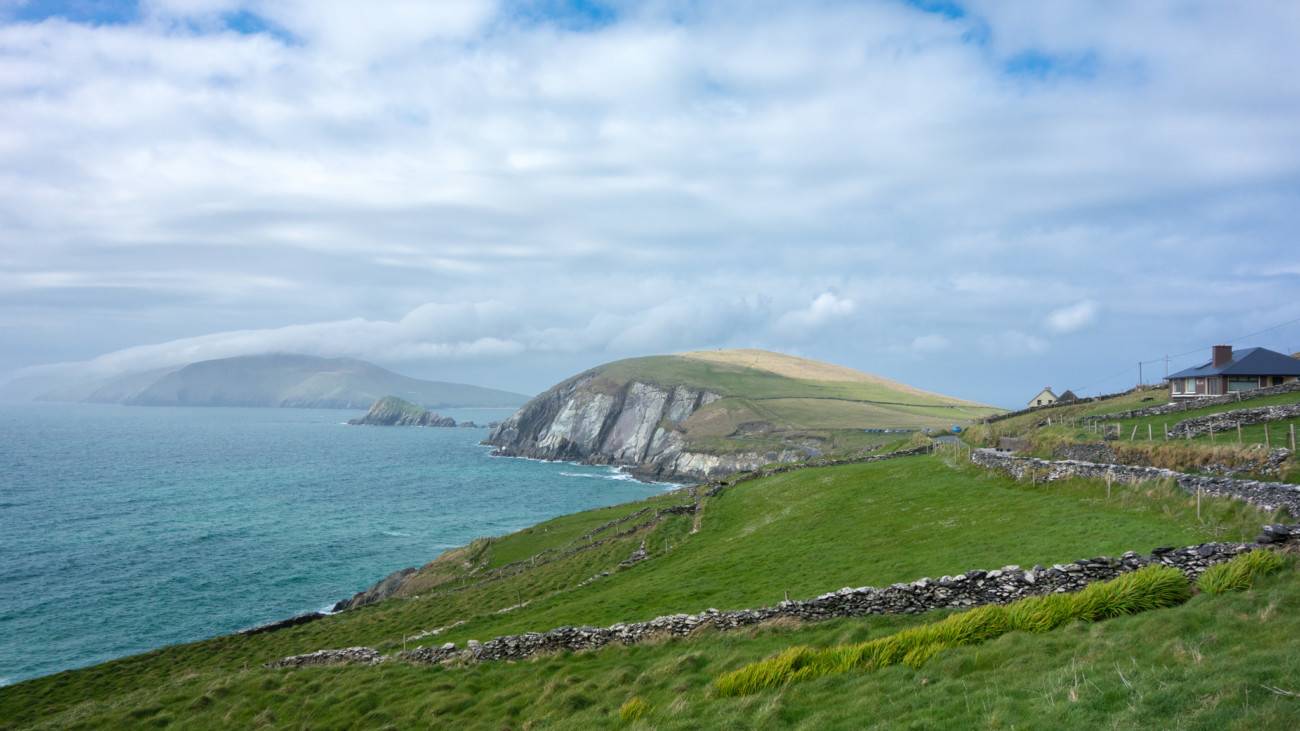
[[619, 696, 651, 723], [1197, 550, 1286, 595], [714, 565, 1190, 697]]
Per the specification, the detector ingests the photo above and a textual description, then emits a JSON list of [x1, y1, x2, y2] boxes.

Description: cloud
[[773, 292, 856, 337], [981, 330, 1050, 358], [2, 1, 1300, 405], [910, 334, 951, 354], [1045, 300, 1099, 334]]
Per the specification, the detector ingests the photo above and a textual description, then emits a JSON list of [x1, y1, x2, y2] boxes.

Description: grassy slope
[[109, 565, 1299, 730], [2, 454, 1282, 729], [971, 388, 1300, 483], [1105, 391, 1300, 446]]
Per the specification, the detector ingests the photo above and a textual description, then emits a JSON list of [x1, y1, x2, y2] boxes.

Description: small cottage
[[1028, 387, 1058, 408], [1166, 346, 1300, 399]]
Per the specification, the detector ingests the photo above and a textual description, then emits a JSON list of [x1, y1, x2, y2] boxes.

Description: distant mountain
[[39, 354, 529, 410]]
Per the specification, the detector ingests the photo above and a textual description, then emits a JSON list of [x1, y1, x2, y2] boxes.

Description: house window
[[1228, 377, 1260, 392], [1172, 380, 1182, 394], [1186, 378, 1196, 393]]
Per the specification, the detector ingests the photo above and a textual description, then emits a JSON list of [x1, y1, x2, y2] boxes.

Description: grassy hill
[[566, 349, 1002, 458], [4, 452, 1292, 729]]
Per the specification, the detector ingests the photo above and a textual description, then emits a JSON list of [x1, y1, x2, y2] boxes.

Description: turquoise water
[[0, 403, 669, 685]]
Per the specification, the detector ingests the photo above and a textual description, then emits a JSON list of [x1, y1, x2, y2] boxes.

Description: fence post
[[1196, 486, 1202, 521], [1163, 423, 1168, 440], [1265, 423, 1271, 449], [1130, 425, 1138, 441], [1209, 426, 1215, 443], [1147, 424, 1153, 441], [1238, 423, 1243, 444], [1292, 424, 1297, 452]]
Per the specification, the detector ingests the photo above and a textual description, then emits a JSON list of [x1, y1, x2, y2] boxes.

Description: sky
[[1, 0, 1298, 407]]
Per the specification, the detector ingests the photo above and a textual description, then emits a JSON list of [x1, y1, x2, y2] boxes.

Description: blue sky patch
[[504, 0, 618, 32], [4, 0, 140, 25], [1004, 49, 1100, 80], [903, 0, 965, 20]]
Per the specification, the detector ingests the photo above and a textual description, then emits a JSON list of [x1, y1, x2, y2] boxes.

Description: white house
[[1028, 387, 1058, 408]]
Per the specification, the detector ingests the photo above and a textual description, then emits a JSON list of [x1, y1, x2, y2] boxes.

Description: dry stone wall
[[971, 448, 1300, 515], [1089, 382, 1300, 422], [1167, 403, 1300, 440], [270, 533, 1296, 670]]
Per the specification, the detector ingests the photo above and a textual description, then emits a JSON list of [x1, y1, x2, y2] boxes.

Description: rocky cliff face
[[485, 373, 800, 481]]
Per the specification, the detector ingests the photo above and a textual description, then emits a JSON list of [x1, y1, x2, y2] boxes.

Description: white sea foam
[[380, 530, 412, 538]]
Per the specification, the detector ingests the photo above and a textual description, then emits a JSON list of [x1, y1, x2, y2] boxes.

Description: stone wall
[[267, 647, 385, 668], [1168, 403, 1300, 440], [1088, 382, 1300, 422], [971, 449, 1300, 515], [270, 533, 1296, 670]]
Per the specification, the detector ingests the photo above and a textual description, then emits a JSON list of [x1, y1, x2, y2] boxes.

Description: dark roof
[[1166, 347, 1300, 379], [1058, 390, 1079, 402]]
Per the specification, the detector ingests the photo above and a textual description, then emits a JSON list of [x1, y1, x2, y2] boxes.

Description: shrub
[[714, 565, 1190, 697], [1197, 550, 1286, 595]]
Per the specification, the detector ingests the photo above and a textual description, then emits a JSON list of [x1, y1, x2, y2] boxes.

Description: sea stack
[[348, 396, 457, 427]]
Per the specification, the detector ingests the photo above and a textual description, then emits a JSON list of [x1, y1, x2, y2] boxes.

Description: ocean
[[0, 402, 670, 686]]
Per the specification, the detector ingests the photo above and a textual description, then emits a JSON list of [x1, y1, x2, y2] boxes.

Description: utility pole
[[1138, 361, 1143, 387]]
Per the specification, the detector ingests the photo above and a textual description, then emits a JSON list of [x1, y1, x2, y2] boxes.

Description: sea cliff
[[484, 371, 799, 481]]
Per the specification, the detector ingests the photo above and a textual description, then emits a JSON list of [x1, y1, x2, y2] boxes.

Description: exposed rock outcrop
[[348, 396, 456, 427], [331, 566, 419, 612], [485, 372, 794, 480]]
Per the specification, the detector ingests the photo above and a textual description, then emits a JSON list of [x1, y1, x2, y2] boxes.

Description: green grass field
[[16, 565, 1300, 730], [3, 453, 1286, 730]]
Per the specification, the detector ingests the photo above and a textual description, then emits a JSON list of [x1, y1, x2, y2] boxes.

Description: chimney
[[1212, 345, 1232, 368]]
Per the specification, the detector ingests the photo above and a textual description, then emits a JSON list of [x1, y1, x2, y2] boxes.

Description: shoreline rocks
[[332, 567, 419, 612]]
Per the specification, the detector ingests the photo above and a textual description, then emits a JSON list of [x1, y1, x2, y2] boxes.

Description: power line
[[1076, 313, 1300, 395], [1137, 314, 1300, 366]]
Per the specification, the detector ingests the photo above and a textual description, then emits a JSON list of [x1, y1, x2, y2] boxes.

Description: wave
[[559, 470, 639, 482], [380, 530, 412, 538]]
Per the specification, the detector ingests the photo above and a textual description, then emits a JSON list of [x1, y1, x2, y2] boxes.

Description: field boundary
[[267, 532, 1296, 670]]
